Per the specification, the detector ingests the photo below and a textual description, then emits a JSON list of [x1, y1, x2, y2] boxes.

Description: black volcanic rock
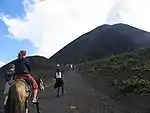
[[49, 23, 150, 64]]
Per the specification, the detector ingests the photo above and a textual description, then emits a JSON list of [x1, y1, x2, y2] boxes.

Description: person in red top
[[13, 50, 39, 103]]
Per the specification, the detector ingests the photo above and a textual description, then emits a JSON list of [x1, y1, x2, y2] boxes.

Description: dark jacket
[[14, 58, 31, 75], [5, 69, 15, 81]]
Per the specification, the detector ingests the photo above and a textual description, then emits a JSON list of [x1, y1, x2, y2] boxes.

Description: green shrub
[[118, 76, 150, 95]]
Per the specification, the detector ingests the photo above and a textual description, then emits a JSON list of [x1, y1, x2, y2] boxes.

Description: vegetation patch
[[76, 48, 150, 96], [117, 76, 150, 95]]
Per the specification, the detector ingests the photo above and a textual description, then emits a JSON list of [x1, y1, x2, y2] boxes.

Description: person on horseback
[[13, 50, 39, 103], [3, 64, 15, 105]]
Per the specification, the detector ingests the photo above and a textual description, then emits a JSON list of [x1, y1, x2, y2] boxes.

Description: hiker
[[3, 64, 15, 105], [38, 76, 45, 90], [13, 50, 39, 103], [54, 68, 65, 97], [70, 64, 74, 71], [70, 64, 73, 69]]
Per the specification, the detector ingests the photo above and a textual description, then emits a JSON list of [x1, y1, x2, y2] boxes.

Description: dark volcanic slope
[[76, 48, 150, 113], [50, 23, 150, 64]]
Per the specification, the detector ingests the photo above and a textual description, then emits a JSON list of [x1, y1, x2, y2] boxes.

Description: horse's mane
[[5, 81, 26, 113]]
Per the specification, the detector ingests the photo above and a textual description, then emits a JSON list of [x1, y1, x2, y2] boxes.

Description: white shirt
[[56, 72, 62, 78]]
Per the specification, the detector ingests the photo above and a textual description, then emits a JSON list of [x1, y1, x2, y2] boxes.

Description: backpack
[[56, 72, 62, 78]]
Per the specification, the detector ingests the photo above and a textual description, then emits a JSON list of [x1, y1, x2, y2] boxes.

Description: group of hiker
[[3, 50, 66, 105]]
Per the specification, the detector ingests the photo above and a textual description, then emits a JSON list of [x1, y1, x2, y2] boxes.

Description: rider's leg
[[3, 77, 14, 105], [4, 95, 8, 106], [4, 76, 14, 94], [32, 89, 38, 102], [4, 81, 10, 105], [21, 74, 39, 103], [4, 81, 9, 95]]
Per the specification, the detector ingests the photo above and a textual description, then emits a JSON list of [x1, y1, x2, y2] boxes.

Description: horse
[[5, 78, 32, 113], [5, 77, 42, 113]]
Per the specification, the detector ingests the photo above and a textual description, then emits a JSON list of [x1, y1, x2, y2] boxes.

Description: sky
[[0, 0, 150, 67]]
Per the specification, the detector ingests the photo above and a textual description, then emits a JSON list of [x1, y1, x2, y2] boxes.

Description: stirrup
[[32, 99, 38, 104], [32, 97, 39, 104]]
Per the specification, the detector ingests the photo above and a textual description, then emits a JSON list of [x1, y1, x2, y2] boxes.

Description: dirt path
[[1, 71, 121, 113], [29, 71, 120, 113]]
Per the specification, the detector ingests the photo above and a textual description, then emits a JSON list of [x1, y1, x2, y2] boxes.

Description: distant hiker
[[54, 68, 65, 97], [13, 50, 39, 103], [38, 76, 45, 90], [57, 64, 60, 67], [70, 64, 74, 71], [70, 64, 73, 69], [3, 64, 15, 105]]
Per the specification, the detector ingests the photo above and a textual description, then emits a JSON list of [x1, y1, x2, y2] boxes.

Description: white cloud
[[1, 0, 150, 58], [106, 0, 150, 31], [0, 61, 6, 67]]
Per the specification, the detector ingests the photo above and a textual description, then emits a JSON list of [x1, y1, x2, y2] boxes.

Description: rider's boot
[[4, 95, 8, 106]]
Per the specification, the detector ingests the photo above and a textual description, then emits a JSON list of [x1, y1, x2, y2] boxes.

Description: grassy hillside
[[76, 48, 150, 112]]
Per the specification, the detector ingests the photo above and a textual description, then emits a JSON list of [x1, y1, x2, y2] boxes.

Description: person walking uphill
[[54, 69, 65, 97], [3, 64, 15, 105], [13, 50, 39, 103]]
